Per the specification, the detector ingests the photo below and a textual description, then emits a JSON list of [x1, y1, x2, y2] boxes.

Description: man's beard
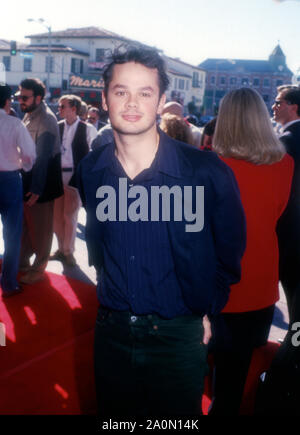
[[20, 100, 39, 113]]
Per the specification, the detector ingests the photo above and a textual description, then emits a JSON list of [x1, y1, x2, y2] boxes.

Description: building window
[[95, 49, 105, 62], [23, 58, 32, 72], [241, 78, 249, 86], [263, 78, 270, 87], [230, 77, 237, 85], [45, 56, 54, 73], [253, 78, 260, 87], [95, 48, 111, 62], [220, 76, 226, 85], [174, 78, 178, 89], [186, 80, 189, 91], [2, 56, 10, 72], [210, 76, 215, 85], [71, 58, 83, 74], [192, 72, 200, 87], [178, 79, 185, 90], [276, 79, 283, 87]]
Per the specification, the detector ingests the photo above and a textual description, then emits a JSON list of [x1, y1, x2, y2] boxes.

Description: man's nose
[[126, 94, 138, 107]]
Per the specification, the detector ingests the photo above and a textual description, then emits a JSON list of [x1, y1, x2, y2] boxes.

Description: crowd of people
[[1, 44, 300, 416]]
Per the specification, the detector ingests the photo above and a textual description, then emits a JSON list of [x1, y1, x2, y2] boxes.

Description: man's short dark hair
[[279, 87, 300, 116], [103, 44, 169, 97], [20, 78, 46, 99], [0, 84, 11, 108]]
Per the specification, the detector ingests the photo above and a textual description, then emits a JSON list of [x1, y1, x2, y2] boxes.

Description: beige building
[[1, 28, 206, 112]]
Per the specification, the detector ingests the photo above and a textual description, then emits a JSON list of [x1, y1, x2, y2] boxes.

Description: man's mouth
[[122, 114, 142, 122]]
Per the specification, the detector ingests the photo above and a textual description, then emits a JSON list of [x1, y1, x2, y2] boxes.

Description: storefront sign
[[69, 74, 104, 90]]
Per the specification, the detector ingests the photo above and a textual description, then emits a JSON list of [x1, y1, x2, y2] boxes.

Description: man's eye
[[141, 92, 151, 97], [116, 91, 126, 96]]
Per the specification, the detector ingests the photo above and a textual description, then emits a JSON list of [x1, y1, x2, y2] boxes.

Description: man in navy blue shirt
[[77, 45, 246, 417]]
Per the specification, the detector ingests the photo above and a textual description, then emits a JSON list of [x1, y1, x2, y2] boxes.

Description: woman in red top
[[208, 88, 294, 415]]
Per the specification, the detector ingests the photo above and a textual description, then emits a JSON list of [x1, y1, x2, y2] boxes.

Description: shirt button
[[130, 316, 137, 323], [130, 255, 135, 262]]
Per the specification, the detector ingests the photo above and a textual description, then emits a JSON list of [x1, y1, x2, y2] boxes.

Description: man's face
[[87, 110, 99, 126], [102, 62, 166, 136], [18, 87, 41, 113], [272, 92, 295, 125], [58, 99, 76, 120]]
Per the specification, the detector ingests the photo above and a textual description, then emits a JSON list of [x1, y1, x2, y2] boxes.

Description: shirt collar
[[0, 109, 7, 116], [92, 128, 183, 179], [282, 119, 300, 131], [64, 116, 80, 129]]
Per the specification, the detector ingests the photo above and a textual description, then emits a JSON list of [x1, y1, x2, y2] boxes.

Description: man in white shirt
[[0, 85, 36, 297], [50, 95, 97, 266]]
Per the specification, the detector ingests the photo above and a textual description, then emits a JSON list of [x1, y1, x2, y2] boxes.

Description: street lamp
[[27, 18, 52, 98]]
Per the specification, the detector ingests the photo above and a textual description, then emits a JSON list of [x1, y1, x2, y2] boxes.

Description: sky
[[2, 0, 300, 73]]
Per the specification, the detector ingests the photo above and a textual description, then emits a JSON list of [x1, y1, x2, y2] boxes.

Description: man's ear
[[291, 103, 299, 117], [102, 90, 108, 111], [4, 98, 11, 114], [36, 95, 42, 105], [157, 93, 166, 115]]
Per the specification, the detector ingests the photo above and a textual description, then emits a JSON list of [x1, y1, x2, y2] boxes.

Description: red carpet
[[0, 268, 280, 415], [0, 271, 98, 415]]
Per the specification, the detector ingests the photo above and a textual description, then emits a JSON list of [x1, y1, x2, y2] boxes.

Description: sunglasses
[[17, 95, 34, 102], [274, 100, 292, 107]]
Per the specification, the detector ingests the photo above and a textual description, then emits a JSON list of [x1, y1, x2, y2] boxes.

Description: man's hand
[[25, 192, 40, 206], [202, 315, 212, 345]]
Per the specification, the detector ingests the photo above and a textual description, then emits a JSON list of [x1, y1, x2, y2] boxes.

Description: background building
[[199, 44, 293, 115], [1, 27, 205, 114], [0, 38, 88, 99]]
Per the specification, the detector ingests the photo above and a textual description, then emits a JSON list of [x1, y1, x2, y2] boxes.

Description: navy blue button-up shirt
[[94, 138, 190, 318], [78, 130, 246, 318]]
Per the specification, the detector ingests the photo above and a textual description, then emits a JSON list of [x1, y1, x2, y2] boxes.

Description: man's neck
[[66, 115, 78, 126], [114, 127, 159, 180]]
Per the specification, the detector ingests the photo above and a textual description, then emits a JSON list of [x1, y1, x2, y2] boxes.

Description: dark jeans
[[0, 171, 23, 292], [94, 306, 208, 417], [209, 305, 275, 416]]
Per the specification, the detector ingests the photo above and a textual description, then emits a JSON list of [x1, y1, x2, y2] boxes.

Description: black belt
[[98, 306, 202, 325], [62, 167, 73, 172]]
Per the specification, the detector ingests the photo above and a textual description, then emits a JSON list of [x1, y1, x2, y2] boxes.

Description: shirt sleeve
[[86, 123, 98, 147], [209, 161, 247, 314], [16, 121, 36, 172]]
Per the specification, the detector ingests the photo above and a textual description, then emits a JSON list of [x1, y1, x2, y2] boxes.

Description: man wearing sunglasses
[[256, 86, 300, 415], [17, 78, 63, 285], [273, 86, 300, 325], [49, 94, 97, 267]]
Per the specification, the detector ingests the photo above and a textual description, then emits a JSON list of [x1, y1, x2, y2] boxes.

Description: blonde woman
[[209, 88, 294, 415]]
